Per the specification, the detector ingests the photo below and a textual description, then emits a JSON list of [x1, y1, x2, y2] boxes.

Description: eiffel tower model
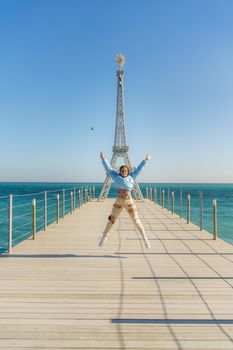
[[99, 54, 144, 201]]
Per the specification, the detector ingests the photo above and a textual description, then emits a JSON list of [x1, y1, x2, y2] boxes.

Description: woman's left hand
[[146, 153, 152, 161]]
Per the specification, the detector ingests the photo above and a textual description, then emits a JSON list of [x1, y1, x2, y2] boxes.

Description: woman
[[99, 152, 152, 248]]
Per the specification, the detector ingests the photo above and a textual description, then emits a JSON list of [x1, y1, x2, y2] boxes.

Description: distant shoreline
[[0, 181, 233, 185]]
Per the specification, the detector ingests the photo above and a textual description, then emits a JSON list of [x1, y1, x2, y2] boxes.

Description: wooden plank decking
[[1, 199, 233, 349]]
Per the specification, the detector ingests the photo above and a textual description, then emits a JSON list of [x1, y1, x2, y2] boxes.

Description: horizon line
[[0, 181, 233, 185]]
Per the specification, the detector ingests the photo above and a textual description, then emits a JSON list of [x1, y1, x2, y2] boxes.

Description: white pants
[[103, 196, 147, 239]]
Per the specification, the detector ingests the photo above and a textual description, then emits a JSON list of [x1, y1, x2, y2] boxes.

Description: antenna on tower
[[116, 54, 125, 70]]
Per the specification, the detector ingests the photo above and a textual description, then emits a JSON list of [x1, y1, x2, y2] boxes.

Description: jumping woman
[[99, 152, 152, 249]]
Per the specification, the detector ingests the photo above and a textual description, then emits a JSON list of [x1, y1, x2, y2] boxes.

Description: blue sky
[[0, 0, 233, 182]]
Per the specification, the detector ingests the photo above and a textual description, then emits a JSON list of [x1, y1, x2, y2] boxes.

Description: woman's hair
[[119, 165, 129, 173]]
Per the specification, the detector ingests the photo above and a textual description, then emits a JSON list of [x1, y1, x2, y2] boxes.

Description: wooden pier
[[1, 199, 233, 349]]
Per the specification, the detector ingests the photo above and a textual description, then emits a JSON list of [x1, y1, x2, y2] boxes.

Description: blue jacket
[[102, 158, 147, 191]]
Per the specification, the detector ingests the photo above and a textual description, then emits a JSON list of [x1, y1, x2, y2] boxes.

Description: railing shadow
[[112, 319, 233, 324], [1, 253, 126, 259]]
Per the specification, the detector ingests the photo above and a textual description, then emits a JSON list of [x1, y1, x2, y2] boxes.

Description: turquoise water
[[144, 183, 233, 246], [0, 182, 233, 254]]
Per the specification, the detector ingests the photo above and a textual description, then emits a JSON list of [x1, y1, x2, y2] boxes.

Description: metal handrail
[[35, 199, 45, 204], [12, 230, 31, 242], [36, 206, 45, 213], [46, 189, 64, 193], [13, 191, 45, 197], [47, 203, 57, 209], [13, 212, 32, 220], [4, 186, 93, 254], [12, 221, 31, 232], [47, 217, 56, 225], [37, 214, 45, 221], [13, 202, 32, 209], [47, 209, 57, 216], [37, 222, 44, 230]]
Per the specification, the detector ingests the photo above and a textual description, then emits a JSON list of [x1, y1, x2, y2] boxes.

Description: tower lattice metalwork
[[99, 55, 144, 201]]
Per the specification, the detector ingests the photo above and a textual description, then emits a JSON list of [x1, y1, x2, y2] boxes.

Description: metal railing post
[[187, 194, 190, 224], [154, 188, 157, 204], [200, 192, 203, 231], [74, 188, 76, 209], [70, 191, 73, 214], [162, 190, 165, 209], [44, 191, 47, 231], [172, 191, 174, 214], [150, 187, 152, 201], [56, 194, 59, 224], [89, 187, 92, 201], [62, 189, 65, 218], [93, 187, 95, 199], [146, 187, 148, 199], [81, 187, 83, 205], [168, 189, 170, 211], [213, 199, 217, 240], [78, 190, 81, 208], [180, 190, 182, 219], [32, 198, 36, 240], [8, 194, 12, 254]]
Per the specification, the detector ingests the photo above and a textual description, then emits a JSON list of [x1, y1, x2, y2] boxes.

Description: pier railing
[[0, 184, 225, 254], [0, 186, 95, 254], [144, 186, 218, 240]]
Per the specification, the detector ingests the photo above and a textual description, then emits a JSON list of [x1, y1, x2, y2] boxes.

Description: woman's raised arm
[[131, 153, 152, 179], [100, 152, 117, 177]]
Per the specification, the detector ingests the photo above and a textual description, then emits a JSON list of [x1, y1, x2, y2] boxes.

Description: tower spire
[[99, 55, 144, 201]]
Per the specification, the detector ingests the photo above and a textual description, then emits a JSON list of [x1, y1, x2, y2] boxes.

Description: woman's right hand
[[100, 152, 104, 160], [146, 153, 152, 161]]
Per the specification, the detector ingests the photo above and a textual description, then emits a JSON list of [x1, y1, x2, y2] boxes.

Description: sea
[[0, 182, 233, 254]]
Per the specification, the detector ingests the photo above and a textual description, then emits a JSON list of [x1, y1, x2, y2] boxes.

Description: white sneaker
[[143, 237, 150, 249], [99, 235, 107, 247]]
